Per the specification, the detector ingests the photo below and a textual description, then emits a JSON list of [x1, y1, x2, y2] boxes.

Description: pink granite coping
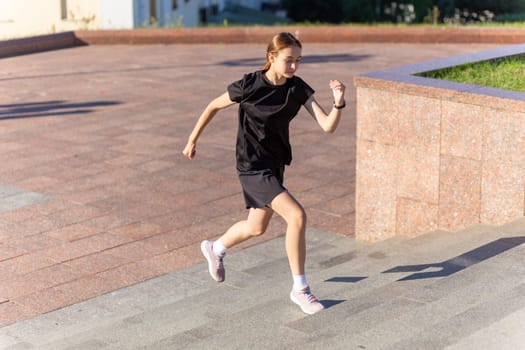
[[354, 43, 525, 242], [355, 42, 525, 107]]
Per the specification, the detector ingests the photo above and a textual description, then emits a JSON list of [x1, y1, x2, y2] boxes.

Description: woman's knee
[[286, 207, 307, 228], [246, 207, 273, 237], [248, 222, 268, 236], [270, 192, 307, 228]]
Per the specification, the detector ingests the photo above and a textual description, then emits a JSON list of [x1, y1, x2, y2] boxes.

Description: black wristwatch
[[334, 100, 346, 109]]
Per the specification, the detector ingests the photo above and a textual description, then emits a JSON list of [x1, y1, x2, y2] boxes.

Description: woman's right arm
[[182, 92, 236, 160]]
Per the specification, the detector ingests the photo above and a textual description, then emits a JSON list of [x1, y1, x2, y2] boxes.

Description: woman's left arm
[[303, 80, 346, 133]]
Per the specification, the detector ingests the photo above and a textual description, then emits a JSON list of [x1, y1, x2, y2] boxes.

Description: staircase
[[1, 218, 524, 349]]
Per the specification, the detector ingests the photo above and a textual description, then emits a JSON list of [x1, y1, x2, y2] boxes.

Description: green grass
[[416, 56, 525, 93]]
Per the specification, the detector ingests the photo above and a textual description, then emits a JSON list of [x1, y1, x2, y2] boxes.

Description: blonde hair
[[262, 32, 302, 71]]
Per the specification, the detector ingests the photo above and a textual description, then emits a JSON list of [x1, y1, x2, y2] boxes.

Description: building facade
[[228, 0, 279, 11], [0, 0, 226, 39]]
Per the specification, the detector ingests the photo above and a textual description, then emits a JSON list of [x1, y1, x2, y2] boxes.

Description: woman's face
[[270, 46, 302, 78]]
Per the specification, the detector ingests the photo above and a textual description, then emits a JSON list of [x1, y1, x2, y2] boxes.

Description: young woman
[[182, 32, 345, 315]]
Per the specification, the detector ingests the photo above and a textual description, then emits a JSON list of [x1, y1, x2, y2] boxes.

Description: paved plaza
[[0, 39, 524, 348]]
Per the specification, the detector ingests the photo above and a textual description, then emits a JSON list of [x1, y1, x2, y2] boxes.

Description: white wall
[[100, 0, 134, 29], [0, 0, 100, 39]]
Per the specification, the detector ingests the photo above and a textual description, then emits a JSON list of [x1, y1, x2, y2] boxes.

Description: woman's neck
[[263, 69, 287, 86]]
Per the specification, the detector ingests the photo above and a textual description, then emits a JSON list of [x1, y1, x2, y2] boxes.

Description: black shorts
[[238, 167, 286, 209]]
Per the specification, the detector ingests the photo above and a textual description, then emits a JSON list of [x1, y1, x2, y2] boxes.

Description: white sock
[[292, 274, 308, 291], [212, 239, 227, 256]]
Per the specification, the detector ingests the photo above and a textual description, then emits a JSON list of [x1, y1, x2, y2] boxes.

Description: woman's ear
[[268, 51, 277, 64]]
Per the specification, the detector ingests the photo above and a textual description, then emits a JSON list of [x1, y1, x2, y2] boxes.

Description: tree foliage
[[341, 0, 378, 22], [280, 0, 344, 23], [279, 0, 525, 23], [454, 0, 525, 15]]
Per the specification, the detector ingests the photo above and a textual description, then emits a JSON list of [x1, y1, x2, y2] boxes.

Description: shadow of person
[[0, 100, 122, 120], [383, 236, 525, 281]]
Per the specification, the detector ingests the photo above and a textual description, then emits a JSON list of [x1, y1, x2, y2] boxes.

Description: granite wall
[[354, 44, 525, 242]]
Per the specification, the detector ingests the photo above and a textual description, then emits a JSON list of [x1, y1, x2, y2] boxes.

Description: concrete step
[[1, 217, 524, 349]]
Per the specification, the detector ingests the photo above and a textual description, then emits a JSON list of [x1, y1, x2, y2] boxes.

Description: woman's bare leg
[[269, 191, 324, 314], [268, 191, 306, 275], [219, 207, 274, 248], [201, 207, 273, 282]]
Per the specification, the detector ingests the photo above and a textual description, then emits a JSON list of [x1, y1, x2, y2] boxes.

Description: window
[[173, 0, 178, 10], [150, 0, 157, 24]]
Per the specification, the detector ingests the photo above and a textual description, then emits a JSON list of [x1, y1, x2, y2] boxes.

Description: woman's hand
[[329, 80, 346, 106], [182, 141, 196, 160], [181, 91, 236, 161]]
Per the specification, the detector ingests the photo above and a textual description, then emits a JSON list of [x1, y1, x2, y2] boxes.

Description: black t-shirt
[[227, 70, 315, 171]]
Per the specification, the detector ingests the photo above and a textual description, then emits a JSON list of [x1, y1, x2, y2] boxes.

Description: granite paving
[[1, 219, 524, 349]]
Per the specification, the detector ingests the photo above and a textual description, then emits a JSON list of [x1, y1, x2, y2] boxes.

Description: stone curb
[[73, 26, 525, 45], [0, 32, 84, 58]]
